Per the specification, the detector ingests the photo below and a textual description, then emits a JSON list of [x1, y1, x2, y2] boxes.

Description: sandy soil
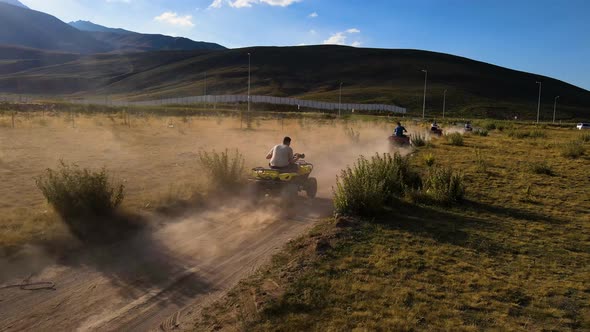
[[0, 112, 414, 331], [0, 198, 332, 331]]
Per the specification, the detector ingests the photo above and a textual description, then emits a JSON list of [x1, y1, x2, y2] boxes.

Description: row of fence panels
[[126, 95, 406, 114], [0, 94, 406, 114]]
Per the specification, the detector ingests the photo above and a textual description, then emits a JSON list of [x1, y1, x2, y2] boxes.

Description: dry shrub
[[560, 140, 585, 159], [412, 133, 427, 147], [344, 127, 361, 144], [529, 161, 554, 175], [424, 153, 435, 167], [198, 149, 246, 191], [475, 129, 488, 137], [447, 133, 464, 146], [35, 161, 131, 242]]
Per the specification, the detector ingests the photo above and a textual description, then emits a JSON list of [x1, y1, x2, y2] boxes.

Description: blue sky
[[19, 0, 590, 90]]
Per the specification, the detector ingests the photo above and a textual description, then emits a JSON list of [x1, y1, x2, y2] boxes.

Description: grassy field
[[0, 108, 401, 256], [196, 122, 590, 331], [1, 106, 588, 330]]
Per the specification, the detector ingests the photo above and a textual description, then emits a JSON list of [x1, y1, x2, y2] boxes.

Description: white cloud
[[323, 32, 346, 45], [260, 0, 301, 6], [209, 0, 223, 8], [211, 0, 301, 9], [309, 29, 316, 34], [323, 29, 362, 47], [154, 12, 194, 27], [308, 12, 318, 18]]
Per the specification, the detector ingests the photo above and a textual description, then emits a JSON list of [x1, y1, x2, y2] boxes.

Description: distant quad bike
[[388, 135, 411, 147], [249, 153, 317, 201], [430, 127, 444, 137], [464, 123, 473, 132]]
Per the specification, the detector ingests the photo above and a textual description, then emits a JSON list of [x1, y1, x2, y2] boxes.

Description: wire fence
[[0, 94, 406, 114]]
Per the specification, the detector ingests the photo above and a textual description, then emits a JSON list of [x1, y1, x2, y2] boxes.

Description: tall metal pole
[[421, 69, 428, 119], [553, 96, 560, 123], [248, 53, 251, 113], [338, 82, 343, 116], [442, 89, 447, 119], [536, 81, 542, 123]]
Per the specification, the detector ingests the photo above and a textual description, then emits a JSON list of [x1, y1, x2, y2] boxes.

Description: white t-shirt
[[268, 144, 293, 167]]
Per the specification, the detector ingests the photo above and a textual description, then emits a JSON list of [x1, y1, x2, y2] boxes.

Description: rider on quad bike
[[266, 136, 300, 172], [250, 137, 317, 200], [430, 121, 443, 136], [389, 122, 411, 146]]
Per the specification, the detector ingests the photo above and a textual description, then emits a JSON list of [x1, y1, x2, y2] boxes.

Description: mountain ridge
[[0, 45, 587, 119], [0, 3, 225, 53]]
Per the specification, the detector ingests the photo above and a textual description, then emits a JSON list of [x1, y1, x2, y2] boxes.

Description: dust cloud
[[0, 112, 433, 331]]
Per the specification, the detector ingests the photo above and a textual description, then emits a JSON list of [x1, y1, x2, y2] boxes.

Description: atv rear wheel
[[281, 183, 299, 201], [305, 177, 318, 198]]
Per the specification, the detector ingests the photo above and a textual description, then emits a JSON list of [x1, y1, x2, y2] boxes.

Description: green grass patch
[[333, 153, 421, 217], [446, 132, 464, 146], [528, 161, 554, 175], [411, 133, 427, 147], [560, 140, 585, 159], [422, 166, 465, 204]]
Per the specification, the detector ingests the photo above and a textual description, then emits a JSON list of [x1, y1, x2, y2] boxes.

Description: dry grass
[[0, 110, 404, 252], [196, 123, 590, 331]]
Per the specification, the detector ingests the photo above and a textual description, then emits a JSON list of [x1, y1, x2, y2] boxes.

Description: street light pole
[[248, 53, 251, 113], [442, 89, 447, 119], [536, 81, 542, 123], [553, 95, 560, 124], [421, 69, 428, 119], [339, 82, 343, 117]]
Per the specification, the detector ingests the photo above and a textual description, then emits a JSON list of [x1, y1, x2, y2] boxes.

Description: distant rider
[[266, 136, 300, 171], [431, 121, 440, 132], [394, 122, 407, 137]]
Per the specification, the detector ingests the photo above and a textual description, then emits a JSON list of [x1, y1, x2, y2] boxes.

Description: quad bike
[[464, 123, 473, 132], [430, 127, 444, 137], [388, 135, 411, 147], [248, 153, 317, 201]]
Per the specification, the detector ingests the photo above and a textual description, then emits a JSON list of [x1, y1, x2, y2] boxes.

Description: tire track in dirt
[[0, 198, 331, 332]]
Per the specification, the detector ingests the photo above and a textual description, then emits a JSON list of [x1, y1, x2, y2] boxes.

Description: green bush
[[35, 162, 128, 241], [423, 167, 465, 204], [198, 149, 246, 189], [424, 153, 435, 167], [507, 129, 547, 139], [447, 132, 464, 146], [412, 133, 427, 147], [474, 148, 488, 173], [474, 129, 488, 137], [529, 130, 547, 138], [484, 122, 497, 131], [560, 141, 585, 159], [333, 153, 421, 216], [35, 161, 124, 219], [507, 130, 528, 139], [529, 161, 553, 175]]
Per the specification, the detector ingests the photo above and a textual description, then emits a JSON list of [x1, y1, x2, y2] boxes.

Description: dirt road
[[0, 198, 331, 331]]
